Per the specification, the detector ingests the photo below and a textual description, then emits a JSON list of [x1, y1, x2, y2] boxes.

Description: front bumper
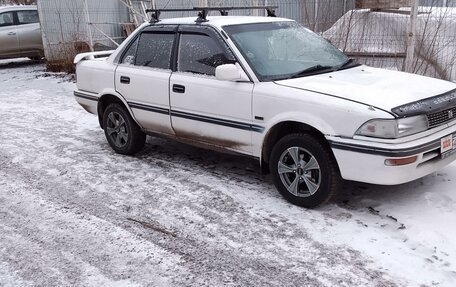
[[328, 124, 456, 185]]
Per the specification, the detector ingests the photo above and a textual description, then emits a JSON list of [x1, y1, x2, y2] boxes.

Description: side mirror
[[215, 63, 249, 82]]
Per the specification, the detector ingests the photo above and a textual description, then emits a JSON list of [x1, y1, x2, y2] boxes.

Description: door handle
[[7, 32, 16, 36], [120, 76, 130, 84], [172, 84, 185, 94]]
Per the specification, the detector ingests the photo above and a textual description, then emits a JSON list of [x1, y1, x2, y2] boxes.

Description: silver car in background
[[0, 5, 43, 60]]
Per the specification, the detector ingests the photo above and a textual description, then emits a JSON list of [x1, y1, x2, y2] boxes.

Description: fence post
[[405, 0, 419, 73], [84, 0, 94, 52]]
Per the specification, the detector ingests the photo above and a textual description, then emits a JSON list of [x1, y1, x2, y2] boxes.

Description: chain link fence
[[151, 0, 456, 81], [36, 0, 129, 71], [324, 2, 456, 82], [10, 0, 453, 81]]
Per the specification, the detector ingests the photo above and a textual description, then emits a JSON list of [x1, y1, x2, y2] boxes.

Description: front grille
[[427, 106, 456, 128]]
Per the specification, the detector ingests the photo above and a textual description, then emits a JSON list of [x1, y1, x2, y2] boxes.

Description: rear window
[[121, 37, 139, 65], [17, 10, 39, 25], [0, 12, 14, 27], [135, 32, 174, 70]]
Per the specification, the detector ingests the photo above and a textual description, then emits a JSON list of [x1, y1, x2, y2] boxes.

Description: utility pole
[[405, 0, 418, 73]]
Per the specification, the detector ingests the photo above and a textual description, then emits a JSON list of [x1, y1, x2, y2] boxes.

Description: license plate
[[441, 134, 456, 159]]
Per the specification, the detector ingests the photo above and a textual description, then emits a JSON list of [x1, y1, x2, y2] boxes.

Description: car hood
[[275, 65, 456, 115]]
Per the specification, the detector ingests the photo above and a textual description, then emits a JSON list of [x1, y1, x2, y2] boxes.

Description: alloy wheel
[[106, 112, 129, 148], [278, 147, 322, 197]]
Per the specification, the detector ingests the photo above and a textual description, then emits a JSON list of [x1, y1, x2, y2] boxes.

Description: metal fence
[[323, 3, 456, 81], [34, 0, 456, 80], [37, 0, 129, 68], [151, 0, 355, 32], [421, 0, 456, 6], [149, 0, 456, 81]]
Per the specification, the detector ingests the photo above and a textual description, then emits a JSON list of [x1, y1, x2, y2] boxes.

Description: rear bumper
[[74, 90, 98, 115], [328, 125, 456, 185]]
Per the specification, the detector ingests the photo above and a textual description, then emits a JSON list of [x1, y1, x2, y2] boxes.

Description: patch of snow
[[0, 263, 32, 287], [1, 61, 456, 286]]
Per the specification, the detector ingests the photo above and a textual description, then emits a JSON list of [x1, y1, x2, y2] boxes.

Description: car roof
[[158, 16, 293, 28], [0, 5, 37, 12]]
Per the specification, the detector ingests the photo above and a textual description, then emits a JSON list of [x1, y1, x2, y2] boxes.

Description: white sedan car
[[74, 11, 456, 208]]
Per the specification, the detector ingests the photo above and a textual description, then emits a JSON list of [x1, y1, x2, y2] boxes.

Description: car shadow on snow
[[138, 136, 271, 185], [131, 136, 449, 210], [335, 170, 452, 211], [0, 58, 43, 69]]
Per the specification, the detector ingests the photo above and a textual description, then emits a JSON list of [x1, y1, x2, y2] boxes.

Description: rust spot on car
[[173, 129, 242, 149], [141, 122, 174, 135], [143, 128, 244, 154]]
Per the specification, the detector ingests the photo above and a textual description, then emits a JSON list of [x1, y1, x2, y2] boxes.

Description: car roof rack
[[145, 6, 278, 23]]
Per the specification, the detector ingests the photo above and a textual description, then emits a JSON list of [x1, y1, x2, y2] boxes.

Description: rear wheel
[[103, 103, 146, 155], [270, 133, 341, 208]]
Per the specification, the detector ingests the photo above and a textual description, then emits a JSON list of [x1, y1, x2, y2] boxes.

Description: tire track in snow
[[0, 61, 400, 286]]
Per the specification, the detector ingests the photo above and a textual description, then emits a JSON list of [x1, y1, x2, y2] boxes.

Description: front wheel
[[269, 133, 341, 208], [103, 103, 146, 155]]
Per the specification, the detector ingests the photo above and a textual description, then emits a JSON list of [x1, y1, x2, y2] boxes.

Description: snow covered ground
[[1, 58, 456, 286]]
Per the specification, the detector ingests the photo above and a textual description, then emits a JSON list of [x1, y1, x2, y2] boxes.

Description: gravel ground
[[1, 59, 455, 287]]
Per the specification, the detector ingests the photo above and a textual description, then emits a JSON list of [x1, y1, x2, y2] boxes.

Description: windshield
[[223, 21, 349, 81]]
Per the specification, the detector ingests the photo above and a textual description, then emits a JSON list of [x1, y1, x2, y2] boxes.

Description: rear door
[[0, 11, 18, 56], [169, 25, 255, 155], [115, 25, 177, 135], [16, 10, 42, 54]]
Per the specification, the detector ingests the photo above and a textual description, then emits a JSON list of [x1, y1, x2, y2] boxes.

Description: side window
[[0, 12, 14, 27], [121, 37, 139, 65], [178, 33, 232, 76], [17, 10, 39, 25], [135, 32, 174, 69]]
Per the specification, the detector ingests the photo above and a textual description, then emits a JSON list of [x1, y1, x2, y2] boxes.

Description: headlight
[[356, 115, 429, 139]]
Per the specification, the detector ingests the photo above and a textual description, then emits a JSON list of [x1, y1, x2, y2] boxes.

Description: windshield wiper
[[336, 58, 360, 71], [287, 65, 335, 79]]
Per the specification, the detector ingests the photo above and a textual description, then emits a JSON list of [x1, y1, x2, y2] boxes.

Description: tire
[[103, 103, 146, 155], [269, 133, 341, 208]]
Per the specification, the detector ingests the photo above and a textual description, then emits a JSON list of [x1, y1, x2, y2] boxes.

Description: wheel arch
[[97, 92, 138, 129], [261, 120, 337, 173]]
